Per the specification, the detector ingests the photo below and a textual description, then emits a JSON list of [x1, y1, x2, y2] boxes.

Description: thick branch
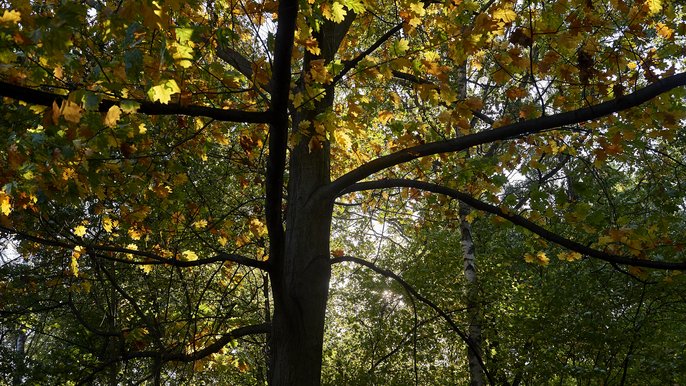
[[322, 72, 686, 199], [331, 255, 495, 385], [124, 323, 271, 362], [0, 81, 271, 123], [264, 0, 298, 265], [343, 179, 686, 270], [0, 226, 269, 270], [216, 46, 255, 81]]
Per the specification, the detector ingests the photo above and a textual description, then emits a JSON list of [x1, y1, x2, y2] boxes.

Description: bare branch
[[342, 179, 686, 270], [0, 81, 271, 123], [322, 72, 686, 199]]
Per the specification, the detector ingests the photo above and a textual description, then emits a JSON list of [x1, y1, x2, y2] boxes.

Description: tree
[[0, 0, 685, 385]]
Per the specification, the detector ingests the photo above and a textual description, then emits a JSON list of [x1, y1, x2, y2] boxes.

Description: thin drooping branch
[[331, 255, 496, 385], [321, 72, 686, 199], [0, 226, 270, 270], [0, 81, 271, 123], [264, 0, 298, 267], [123, 323, 271, 363], [342, 179, 686, 270]]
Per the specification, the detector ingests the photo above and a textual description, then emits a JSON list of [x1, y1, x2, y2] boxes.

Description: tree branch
[[264, 0, 298, 266], [321, 72, 686, 199], [123, 322, 271, 362], [0, 81, 271, 123], [0, 226, 270, 270], [342, 179, 686, 270], [216, 46, 255, 82], [329, 23, 403, 89], [331, 255, 495, 385]]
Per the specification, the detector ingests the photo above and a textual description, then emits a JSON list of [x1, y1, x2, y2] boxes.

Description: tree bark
[[460, 204, 485, 386], [269, 138, 332, 386]]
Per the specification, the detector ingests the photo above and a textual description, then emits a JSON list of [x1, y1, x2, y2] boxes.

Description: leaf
[[0, 190, 11, 216], [341, 0, 365, 14], [249, 218, 267, 237], [524, 251, 550, 266], [655, 22, 673, 39], [323, 1, 347, 23], [121, 100, 141, 114], [147, 79, 181, 104], [73, 225, 87, 237], [102, 217, 118, 233], [104, 105, 122, 127], [0, 10, 21, 25], [60, 101, 82, 123], [394, 39, 410, 55], [332, 248, 345, 257], [181, 250, 198, 261], [492, 8, 517, 23], [644, 0, 661, 15]]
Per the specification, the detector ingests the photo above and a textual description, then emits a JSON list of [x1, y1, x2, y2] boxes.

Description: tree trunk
[[268, 116, 333, 386], [460, 204, 485, 386]]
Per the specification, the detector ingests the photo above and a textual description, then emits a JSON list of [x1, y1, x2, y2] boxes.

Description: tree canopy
[[0, 0, 685, 384]]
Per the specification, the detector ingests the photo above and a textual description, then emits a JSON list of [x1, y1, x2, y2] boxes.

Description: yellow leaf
[[378, 111, 394, 124], [103, 216, 118, 233], [218, 236, 228, 246], [73, 225, 87, 237], [249, 218, 267, 237], [138, 264, 154, 274], [409, 2, 426, 16], [193, 219, 208, 229], [492, 8, 517, 23], [644, 0, 661, 15], [61, 101, 82, 123], [524, 251, 550, 266], [333, 130, 352, 150], [70, 246, 85, 277], [323, 1, 347, 23], [128, 228, 143, 240], [104, 105, 122, 127], [0, 10, 20, 25], [557, 251, 582, 262], [62, 167, 75, 181], [181, 250, 198, 261], [0, 191, 11, 216], [148, 79, 181, 104], [655, 22, 673, 39]]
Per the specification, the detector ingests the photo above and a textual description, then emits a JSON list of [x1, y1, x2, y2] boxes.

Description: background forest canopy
[[0, 0, 685, 385]]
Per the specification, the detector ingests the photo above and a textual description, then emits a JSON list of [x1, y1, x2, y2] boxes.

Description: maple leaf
[[655, 23, 673, 39], [104, 105, 122, 127], [249, 218, 267, 237], [492, 8, 516, 23], [148, 79, 181, 104], [323, 1, 347, 23], [332, 248, 345, 258], [644, 0, 661, 15], [0, 10, 20, 25], [70, 246, 85, 277], [181, 250, 198, 261], [73, 225, 87, 237], [0, 190, 11, 216], [103, 217, 118, 233]]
